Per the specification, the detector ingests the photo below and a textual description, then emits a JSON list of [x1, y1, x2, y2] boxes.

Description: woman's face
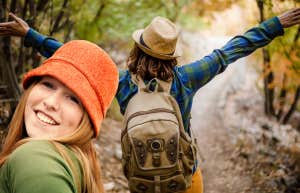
[[24, 76, 84, 139]]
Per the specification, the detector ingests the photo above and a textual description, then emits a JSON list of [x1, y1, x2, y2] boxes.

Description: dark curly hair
[[127, 44, 178, 81]]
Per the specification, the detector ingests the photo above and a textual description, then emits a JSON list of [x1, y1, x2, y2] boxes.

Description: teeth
[[36, 111, 57, 125]]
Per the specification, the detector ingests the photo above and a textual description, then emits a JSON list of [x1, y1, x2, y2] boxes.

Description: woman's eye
[[41, 81, 54, 89], [68, 95, 80, 104]]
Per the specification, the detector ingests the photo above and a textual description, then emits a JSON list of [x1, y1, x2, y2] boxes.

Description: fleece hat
[[23, 40, 119, 137]]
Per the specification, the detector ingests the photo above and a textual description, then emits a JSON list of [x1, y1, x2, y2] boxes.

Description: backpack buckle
[[147, 138, 165, 167]]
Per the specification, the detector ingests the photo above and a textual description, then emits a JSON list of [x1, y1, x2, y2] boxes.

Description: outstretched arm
[[0, 13, 62, 58], [178, 8, 300, 93]]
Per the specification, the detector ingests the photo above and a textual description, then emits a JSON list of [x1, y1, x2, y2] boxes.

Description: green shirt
[[0, 140, 82, 193]]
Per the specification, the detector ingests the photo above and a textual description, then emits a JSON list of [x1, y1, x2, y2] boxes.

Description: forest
[[0, 0, 299, 192]]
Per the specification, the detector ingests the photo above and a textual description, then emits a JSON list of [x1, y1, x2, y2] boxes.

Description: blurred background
[[0, 0, 299, 192]]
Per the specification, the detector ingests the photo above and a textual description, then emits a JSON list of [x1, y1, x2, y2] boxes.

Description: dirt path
[[181, 31, 253, 193]]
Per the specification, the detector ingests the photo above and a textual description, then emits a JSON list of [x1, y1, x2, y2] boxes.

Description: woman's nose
[[42, 93, 60, 111]]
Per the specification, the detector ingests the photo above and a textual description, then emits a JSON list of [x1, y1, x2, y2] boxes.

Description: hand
[[0, 12, 29, 37], [278, 8, 300, 28]]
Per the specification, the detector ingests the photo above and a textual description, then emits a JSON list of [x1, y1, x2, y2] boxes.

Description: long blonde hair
[[0, 83, 105, 193]]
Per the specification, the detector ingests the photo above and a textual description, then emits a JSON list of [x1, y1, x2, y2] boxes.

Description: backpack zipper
[[122, 108, 176, 137], [127, 108, 176, 124]]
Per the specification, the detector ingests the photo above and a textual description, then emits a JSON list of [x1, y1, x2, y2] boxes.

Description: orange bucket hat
[[23, 40, 119, 137]]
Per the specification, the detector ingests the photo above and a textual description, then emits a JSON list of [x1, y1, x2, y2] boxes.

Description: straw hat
[[132, 16, 180, 60], [23, 40, 119, 137]]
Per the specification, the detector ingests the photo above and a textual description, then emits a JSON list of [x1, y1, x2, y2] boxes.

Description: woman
[[0, 40, 118, 193], [0, 8, 300, 193]]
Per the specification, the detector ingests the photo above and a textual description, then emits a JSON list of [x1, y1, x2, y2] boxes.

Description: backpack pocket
[[179, 136, 197, 188], [128, 177, 154, 193], [129, 174, 188, 193], [121, 133, 131, 178], [160, 174, 188, 192]]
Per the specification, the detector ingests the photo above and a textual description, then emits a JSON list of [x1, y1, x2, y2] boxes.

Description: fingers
[[9, 12, 23, 26], [0, 21, 16, 27], [0, 27, 23, 36], [291, 8, 300, 17], [289, 10, 300, 26], [292, 8, 300, 13], [0, 26, 12, 33], [0, 12, 19, 28], [290, 12, 300, 21], [0, 32, 12, 36], [9, 12, 19, 22], [0, 27, 14, 36], [8, 12, 29, 33], [0, 24, 22, 36], [289, 21, 300, 26], [0, 13, 29, 36], [279, 8, 300, 28], [291, 8, 300, 18]]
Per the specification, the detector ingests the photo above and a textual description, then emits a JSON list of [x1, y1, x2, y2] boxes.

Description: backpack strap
[[131, 73, 172, 93], [168, 95, 191, 141], [131, 74, 147, 91]]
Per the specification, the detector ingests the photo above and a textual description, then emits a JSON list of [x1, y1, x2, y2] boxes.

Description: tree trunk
[[276, 75, 287, 120], [50, 0, 69, 36], [282, 86, 300, 124], [256, 0, 275, 116], [0, 1, 20, 109]]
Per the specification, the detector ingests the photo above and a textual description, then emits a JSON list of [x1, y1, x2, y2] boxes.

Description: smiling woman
[[25, 77, 84, 139], [0, 40, 119, 193]]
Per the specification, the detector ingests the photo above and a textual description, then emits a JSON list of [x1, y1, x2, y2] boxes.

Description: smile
[[36, 111, 58, 125]]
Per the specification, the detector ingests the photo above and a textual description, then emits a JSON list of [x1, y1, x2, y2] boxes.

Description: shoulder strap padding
[[130, 73, 172, 93]]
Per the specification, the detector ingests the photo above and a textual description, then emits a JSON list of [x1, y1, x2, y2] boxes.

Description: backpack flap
[[128, 113, 180, 171], [125, 91, 181, 174]]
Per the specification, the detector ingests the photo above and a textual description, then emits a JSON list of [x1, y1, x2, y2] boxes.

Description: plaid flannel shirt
[[24, 17, 284, 135]]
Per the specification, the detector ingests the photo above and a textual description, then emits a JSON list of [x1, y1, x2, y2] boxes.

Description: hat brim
[[132, 29, 180, 60], [23, 60, 103, 137]]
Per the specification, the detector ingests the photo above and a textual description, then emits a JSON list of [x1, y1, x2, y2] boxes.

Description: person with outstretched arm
[[0, 8, 299, 193]]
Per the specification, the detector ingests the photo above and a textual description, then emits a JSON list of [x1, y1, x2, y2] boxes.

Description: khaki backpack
[[121, 75, 198, 193]]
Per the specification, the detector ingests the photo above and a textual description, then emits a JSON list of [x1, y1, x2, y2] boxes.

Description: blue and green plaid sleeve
[[24, 28, 63, 58], [177, 16, 284, 94]]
